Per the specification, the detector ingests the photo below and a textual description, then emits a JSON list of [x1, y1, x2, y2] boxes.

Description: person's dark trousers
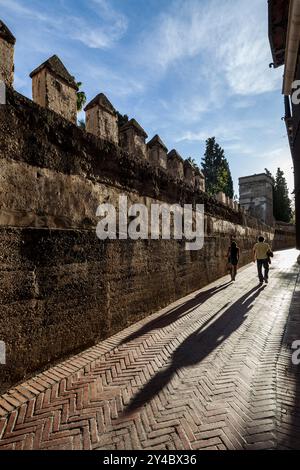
[[257, 259, 269, 283]]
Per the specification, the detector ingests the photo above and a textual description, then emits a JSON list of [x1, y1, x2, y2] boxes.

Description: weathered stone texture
[[273, 221, 296, 250], [85, 93, 118, 144], [0, 221, 273, 393], [147, 135, 168, 169], [30, 56, 78, 123], [184, 160, 195, 186], [195, 168, 205, 192], [239, 173, 274, 226], [0, 37, 14, 86], [167, 150, 184, 179], [120, 119, 148, 159]]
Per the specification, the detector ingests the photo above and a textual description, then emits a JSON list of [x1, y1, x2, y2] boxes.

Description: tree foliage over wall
[[76, 82, 87, 112], [265, 167, 293, 223], [187, 157, 200, 171], [201, 137, 234, 198]]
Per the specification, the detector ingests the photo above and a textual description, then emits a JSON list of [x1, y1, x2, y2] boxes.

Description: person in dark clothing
[[227, 240, 240, 281]]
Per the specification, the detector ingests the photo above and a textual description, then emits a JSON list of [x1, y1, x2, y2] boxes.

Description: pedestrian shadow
[[119, 281, 233, 345], [123, 284, 266, 415]]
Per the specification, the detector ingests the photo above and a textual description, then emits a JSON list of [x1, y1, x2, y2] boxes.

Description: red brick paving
[[0, 248, 299, 450]]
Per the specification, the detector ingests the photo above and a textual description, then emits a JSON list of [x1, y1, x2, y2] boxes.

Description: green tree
[[78, 119, 86, 130], [76, 82, 87, 112], [202, 137, 218, 195], [201, 137, 234, 198], [186, 157, 199, 171], [223, 159, 234, 198], [265, 168, 274, 181], [273, 168, 293, 222]]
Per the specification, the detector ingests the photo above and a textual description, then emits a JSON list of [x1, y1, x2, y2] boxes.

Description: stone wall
[[32, 69, 77, 123], [273, 222, 296, 250], [0, 220, 272, 393], [0, 88, 294, 393], [31, 69, 47, 108], [292, 52, 300, 249], [45, 70, 77, 123], [239, 174, 274, 226], [0, 37, 14, 86]]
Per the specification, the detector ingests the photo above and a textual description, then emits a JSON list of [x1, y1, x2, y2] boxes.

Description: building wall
[[120, 128, 147, 159], [0, 221, 274, 393], [0, 88, 293, 393], [86, 107, 118, 144], [273, 222, 296, 250], [149, 146, 167, 169], [31, 69, 47, 108], [0, 37, 14, 86], [168, 158, 184, 180], [32, 70, 77, 123], [292, 56, 300, 249], [46, 72, 77, 123], [239, 174, 274, 226], [133, 133, 147, 159]]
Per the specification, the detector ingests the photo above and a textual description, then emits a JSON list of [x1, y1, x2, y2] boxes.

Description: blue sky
[[0, 0, 294, 196]]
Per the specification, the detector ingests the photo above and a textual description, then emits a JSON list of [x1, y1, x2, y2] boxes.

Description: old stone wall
[[0, 88, 294, 392], [45, 71, 77, 123], [0, 220, 272, 393], [239, 174, 274, 226], [292, 53, 300, 249], [0, 37, 14, 86], [273, 222, 296, 250], [31, 69, 47, 108], [32, 70, 77, 123]]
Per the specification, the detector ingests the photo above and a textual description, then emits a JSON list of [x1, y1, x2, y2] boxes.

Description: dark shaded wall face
[[292, 55, 300, 249]]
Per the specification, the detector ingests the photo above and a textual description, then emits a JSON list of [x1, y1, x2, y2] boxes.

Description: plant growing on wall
[[78, 119, 86, 130], [186, 157, 199, 171], [201, 137, 234, 198], [76, 82, 87, 112]]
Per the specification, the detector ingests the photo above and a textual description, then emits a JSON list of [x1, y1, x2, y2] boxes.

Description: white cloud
[[0, 0, 128, 49], [82, 63, 145, 103], [175, 118, 267, 143], [138, 0, 282, 96], [0, 0, 48, 21], [71, 0, 128, 49]]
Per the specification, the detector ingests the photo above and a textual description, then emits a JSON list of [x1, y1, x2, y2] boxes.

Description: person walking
[[253, 236, 273, 285], [227, 240, 240, 281]]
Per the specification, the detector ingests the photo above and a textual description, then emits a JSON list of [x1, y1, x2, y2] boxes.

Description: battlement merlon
[[30, 55, 78, 124], [147, 134, 168, 169], [183, 160, 196, 186], [120, 118, 148, 160], [85, 93, 118, 145], [0, 20, 16, 87], [239, 173, 274, 226], [167, 149, 184, 180], [0, 20, 15, 45]]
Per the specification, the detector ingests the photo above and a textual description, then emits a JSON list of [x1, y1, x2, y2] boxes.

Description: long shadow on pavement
[[124, 284, 266, 415], [120, 281, 233, 345]]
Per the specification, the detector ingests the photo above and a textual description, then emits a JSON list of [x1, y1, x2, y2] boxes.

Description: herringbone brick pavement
[[0, 249, 299, 450]]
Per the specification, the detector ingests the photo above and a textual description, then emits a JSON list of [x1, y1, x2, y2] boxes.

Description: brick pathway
[[0, 248, 299, 450]]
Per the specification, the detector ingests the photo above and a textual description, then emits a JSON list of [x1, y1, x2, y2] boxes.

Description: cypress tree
[[202, 137, 234, 198], [273, 168, 292, 222]]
